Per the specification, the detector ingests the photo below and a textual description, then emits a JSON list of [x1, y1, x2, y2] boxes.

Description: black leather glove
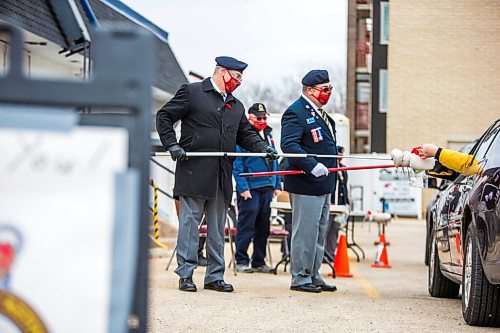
[[262, 146, 279, 160], [168, 144, 187, 162]]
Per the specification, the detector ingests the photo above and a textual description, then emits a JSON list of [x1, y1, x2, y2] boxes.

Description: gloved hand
[[262, 146, 279, 160], [311, 163, 329, 177], [168, 144, 187, 162]]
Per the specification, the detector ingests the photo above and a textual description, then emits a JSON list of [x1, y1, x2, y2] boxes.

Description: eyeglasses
[[228, 70, 242, 81], [311, 85, 333, 93], [250, 116, 267, 121]]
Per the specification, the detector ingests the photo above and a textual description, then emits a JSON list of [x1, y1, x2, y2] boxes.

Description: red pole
[[238, 164, 395, 178], [329, 164, 395, 173]]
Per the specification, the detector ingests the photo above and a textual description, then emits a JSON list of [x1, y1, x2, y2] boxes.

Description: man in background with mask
[[281, 69, 338, 293], [232, 103, 282, 274], [156, 56, 278, 293]]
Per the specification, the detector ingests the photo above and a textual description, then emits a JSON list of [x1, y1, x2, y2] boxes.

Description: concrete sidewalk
[[147, 218, 490, 332]]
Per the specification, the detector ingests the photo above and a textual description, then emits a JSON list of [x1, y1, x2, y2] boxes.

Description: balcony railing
[[357, 0, 371, 19]]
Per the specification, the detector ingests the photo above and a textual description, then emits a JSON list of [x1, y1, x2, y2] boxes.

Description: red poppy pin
[[225, 103, 232, 109]]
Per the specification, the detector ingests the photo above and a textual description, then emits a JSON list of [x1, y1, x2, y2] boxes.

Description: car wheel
[[428, 232, 460, 298], [462, 224, 500, 327], [425, 217, 431, 266]]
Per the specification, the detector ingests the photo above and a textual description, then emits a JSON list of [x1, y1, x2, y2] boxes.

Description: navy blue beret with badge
[[215, 56, 248, 72], [301, 69, 330, 86]]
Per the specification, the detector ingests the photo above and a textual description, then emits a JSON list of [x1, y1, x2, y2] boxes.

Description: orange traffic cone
[[372, 242, 392, 268], [328, 235, 353, 278], [374, 233, 390, 246]]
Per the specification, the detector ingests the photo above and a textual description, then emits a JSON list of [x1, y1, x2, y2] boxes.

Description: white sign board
[[347, 154, 422, 218], [0, 127, 128, 333]]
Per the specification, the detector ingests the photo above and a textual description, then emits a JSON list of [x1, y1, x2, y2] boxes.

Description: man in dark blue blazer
[[281, 69, 338, 293]]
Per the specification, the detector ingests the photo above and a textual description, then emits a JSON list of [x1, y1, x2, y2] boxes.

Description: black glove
[[168, 144, 187, 162], [262, 146, 279, 160]]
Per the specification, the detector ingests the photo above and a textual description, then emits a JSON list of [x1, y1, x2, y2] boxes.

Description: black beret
[[301, 69, 330, 86], [248, 103, 269, 116], [215, 56, 248, 72]]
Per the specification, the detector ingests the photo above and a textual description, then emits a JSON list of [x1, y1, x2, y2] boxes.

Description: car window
[[451, 121, 499, 183], [474, 126, 499, 161], [483, 127, 500, 170]]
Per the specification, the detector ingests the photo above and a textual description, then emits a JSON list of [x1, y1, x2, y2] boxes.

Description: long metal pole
[[154, 151, 392, 161], [238, 164, 396, 178]]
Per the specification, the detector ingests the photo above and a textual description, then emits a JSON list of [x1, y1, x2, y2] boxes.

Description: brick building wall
[[387, 1, 500, 152]]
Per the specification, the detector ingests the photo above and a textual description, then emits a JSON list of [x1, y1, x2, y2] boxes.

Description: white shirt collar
[[301, 94, 322, 116], [210, 77, 225, 99]]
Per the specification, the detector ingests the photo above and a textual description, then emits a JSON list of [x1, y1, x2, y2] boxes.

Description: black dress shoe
[[204, 280, 234, 292], [179, 277, 197, 292], [317, 283, 337, 292], [290, 283, 321, 293]]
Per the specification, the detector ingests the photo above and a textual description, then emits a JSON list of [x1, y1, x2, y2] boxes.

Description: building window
[[379, 69, 388, 113], [356, 82, 370, 103], [380, 2, 389, 45]]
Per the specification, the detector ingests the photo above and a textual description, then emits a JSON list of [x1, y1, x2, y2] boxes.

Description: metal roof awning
[[48, 0, 90, 56], [0, 0, 188, 95]]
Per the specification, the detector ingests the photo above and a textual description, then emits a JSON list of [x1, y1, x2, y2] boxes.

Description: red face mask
[[249, 117, 267, 131], [311, 86, 332, 105], [223, 70, 241, 93]]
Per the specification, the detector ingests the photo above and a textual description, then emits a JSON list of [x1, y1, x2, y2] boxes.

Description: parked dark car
[[425, 142, 475, 266], [428, 118, 500, 327]]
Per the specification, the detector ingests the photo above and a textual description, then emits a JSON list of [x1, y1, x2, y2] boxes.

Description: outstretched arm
[[418, 144, 479, 175]]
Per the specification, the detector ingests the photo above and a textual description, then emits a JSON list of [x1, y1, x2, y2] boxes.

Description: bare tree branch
[[237, 64, 346, 114]]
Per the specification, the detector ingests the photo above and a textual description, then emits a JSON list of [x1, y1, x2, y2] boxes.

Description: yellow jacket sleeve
[[438, 149, 480, 175]]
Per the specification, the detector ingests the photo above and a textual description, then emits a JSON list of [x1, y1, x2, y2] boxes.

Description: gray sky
[[120, 0, 347, 86]]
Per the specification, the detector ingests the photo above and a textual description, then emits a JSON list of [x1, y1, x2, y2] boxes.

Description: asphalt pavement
[[148, 218, 495, 332]]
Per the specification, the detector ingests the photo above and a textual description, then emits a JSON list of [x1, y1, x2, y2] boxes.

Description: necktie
[[319, 108, 334, 138]]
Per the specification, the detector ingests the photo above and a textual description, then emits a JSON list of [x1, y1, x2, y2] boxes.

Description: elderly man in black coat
[[156, 56, 277, 292]]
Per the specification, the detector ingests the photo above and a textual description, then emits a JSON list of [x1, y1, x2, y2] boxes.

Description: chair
[[269, 191, 292, 274], [267, 215, 290, 268], [165, 200, 238, 276]]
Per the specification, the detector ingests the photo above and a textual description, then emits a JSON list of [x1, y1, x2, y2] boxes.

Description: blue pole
[[80, 0, 100, 29]]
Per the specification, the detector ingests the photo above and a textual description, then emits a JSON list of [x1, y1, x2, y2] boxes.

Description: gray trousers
[[290, 193, 331, 287], [175, 186, 227, 284]]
